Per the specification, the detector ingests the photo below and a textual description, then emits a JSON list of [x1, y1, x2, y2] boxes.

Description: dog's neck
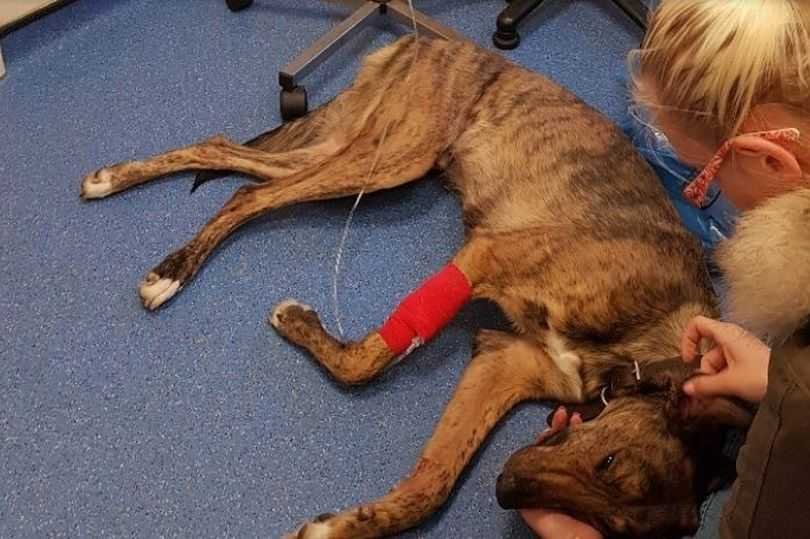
[[549, 357, 698, 426]]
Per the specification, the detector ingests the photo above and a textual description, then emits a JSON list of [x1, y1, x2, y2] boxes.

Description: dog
[[80, 36, 753, 538]]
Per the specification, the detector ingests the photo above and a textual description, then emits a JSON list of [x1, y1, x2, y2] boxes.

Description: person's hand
[[520, 508, 603, 539], [680, 316, 770, 403], [519, 407, 603, 539]]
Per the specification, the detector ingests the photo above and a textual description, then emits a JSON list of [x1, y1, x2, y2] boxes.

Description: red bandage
[[379, 263, 472, 357]]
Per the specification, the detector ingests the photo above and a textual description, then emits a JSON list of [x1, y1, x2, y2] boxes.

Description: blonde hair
[[631, 0, 810, 143]]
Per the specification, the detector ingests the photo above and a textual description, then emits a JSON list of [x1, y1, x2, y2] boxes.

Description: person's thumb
[[683, 371, 736, 399]]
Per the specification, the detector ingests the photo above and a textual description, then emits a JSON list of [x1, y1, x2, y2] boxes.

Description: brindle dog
[[80, 36, 750, 538]]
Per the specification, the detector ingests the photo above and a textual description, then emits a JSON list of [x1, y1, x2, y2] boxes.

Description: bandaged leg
[[271, 238, 489, 385], [271, 262, 473, 385], [379, 263, 472, 358]]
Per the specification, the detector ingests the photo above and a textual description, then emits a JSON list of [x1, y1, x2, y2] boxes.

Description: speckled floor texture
[[1, 1, 724, 537]]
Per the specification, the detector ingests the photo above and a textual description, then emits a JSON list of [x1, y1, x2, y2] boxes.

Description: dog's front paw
[[80, 168, 116, 199], [269, 299, 321, 346]]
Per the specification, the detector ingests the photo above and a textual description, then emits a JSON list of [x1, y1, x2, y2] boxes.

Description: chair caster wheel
[[226, 0, 253, 12], [280, 86, 308, 122], [493, 30, 520, 50]]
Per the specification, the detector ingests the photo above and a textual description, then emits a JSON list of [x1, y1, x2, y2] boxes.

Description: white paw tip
[[270, 299, 313, 328], [300, 522, 332, 539], [81, 168, 114, 199], [139, 274, 181, 310]]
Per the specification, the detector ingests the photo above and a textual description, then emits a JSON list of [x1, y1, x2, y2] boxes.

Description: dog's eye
[[596, 454, 616, 472]]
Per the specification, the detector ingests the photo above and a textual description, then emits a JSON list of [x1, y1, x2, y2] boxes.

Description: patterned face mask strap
[[683, 128, 802, 206]]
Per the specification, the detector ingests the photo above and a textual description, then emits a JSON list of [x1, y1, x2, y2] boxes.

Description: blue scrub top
[[619, 115, 739, 293]]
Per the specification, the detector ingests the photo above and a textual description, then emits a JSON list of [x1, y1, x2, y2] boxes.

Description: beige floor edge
[[1, 0, 66, 79]]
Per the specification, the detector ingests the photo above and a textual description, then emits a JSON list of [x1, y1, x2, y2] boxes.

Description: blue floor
[[1, 1, 722, 537]]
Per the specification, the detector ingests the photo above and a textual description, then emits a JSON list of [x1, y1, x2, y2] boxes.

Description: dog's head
[[496, 365, 751, 538]]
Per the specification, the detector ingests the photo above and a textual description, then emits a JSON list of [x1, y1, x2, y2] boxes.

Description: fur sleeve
[[716, 188, 810, 342]]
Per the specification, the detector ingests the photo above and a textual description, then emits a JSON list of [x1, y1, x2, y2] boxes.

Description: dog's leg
[[285, 331, 582, 539], [270, 238, 494, 385], [188, 101, 343, 190], [79, 134, 343, 200], [81, 37, 422, 200], [138, 128, 441, 309]]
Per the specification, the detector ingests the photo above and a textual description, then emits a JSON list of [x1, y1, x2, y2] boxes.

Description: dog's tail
[[190, 170, 236, 193], [716, 188, 810, 342]]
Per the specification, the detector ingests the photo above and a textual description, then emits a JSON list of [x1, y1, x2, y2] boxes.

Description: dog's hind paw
[[139, 273, 182, 310], [80, 168, 116, 199], [138, 248, 198, 310], [285, 514, 335, 539]]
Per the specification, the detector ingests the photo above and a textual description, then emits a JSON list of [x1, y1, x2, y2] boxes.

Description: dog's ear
[[662, 382, 754, 433], [682, 395, 755, 428], [661, 387, 738, 497], [662, 381, 690, 433], [663, 372, 755, 429]]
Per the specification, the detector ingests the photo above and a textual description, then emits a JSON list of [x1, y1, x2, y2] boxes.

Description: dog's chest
[[545, 328, 584, 399]]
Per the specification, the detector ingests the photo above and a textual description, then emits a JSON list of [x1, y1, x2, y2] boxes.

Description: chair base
[[492, 0, 649, 50], [226, 0, 253, 12], [277, 0, 463, 121]]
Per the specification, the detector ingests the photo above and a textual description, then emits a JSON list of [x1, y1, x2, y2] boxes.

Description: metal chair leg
[[492, 0, 546, 50], [611, 0, 648, 30], [278, 2, 378, 121], [226, 0, 253, 12], [278, 0, 465, 121], [280, 4, 377, 87], [492, 0, 647, 51]]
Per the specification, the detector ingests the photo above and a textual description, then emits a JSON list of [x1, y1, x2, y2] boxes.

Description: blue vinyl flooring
[[0, 1, 724, 537]]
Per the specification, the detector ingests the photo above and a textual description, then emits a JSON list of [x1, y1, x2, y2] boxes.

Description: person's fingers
[[683, 371, 736, 399], [681, 323, 700, 363], [537, 407, 568, 444], [520, 508, 603, 539], [681, 316, 717, 362], [537, 407, 583, 445], [699, 347, 727, 375], [682, 316, 735, 361], [551, 406, 569, 430]]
